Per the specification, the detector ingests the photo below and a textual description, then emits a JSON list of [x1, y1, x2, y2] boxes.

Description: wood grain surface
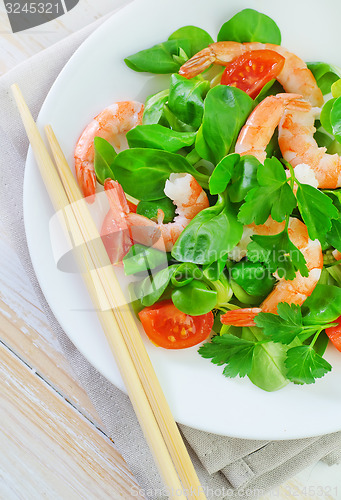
[[0, 2, 340, 499]]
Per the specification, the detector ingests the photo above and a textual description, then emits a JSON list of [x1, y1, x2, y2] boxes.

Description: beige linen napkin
[[1, 9, 341, 500]]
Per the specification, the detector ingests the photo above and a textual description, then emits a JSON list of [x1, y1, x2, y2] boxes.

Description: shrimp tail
[[101, 180, 133, 264], [179, 47, 215, 78], [75, 158, 97, 203], [220, 308, 262, 327]]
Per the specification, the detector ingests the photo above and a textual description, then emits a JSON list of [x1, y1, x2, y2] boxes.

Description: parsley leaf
[[238, 158, 296, 224], [247, 228, 309, 280], [255, 303, 303, 344], [296, 184, 338, 240], [285, 345, 332, 384], [198, 334, 257, 378]]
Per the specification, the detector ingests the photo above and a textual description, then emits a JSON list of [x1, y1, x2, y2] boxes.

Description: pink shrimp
[[221, 217, 323, 327], [278, 103, 341, 189], [101, 173, 209, 262], [74, 101, 144, 202], [235, 93, 311, 163], [179, 41, 323, 107]]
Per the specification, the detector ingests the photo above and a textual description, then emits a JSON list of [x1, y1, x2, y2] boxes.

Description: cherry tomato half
[[325, 316, 341, 352], [138, 300, 214, 349], [221, 50, 285, 99]]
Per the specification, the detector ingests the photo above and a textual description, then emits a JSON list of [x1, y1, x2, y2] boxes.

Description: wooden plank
[[0, 227, 102, 424], [0, 0, 129, 76], [0, 342, 142, 499]]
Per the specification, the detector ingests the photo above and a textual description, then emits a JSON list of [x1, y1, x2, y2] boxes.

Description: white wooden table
[[0, 2, 341, 498]]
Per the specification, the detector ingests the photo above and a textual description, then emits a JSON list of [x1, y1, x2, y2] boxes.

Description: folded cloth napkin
[[1, 8, 341, 500]]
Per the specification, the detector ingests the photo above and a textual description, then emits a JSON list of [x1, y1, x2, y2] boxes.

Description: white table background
[[0, 1, 340, 498]]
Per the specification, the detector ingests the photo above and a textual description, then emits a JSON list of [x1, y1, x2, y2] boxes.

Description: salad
[[74, 8, 341, 392]]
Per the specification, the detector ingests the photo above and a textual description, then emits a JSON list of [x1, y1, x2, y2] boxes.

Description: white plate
[[24, 0, 341, 439]]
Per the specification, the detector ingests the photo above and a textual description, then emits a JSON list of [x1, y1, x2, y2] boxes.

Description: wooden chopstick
[[12, 84, 207, 500], [44, 126, 208, 500], [44, 126, 207, 500], [11, 84, 186, 499]]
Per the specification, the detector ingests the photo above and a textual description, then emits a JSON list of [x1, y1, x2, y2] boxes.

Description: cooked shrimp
[[102, 173, 209, 259], [74, 101, 144, 201], [278, 104, 341, 189], [179, 42, 323, 107], [221, 217, 323, 326], [235, 93, 311, 163]]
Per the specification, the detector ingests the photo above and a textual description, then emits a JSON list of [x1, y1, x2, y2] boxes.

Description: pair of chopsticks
[[11, 84, 206, 500]]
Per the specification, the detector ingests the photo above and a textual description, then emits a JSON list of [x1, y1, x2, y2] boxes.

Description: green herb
[[285, 346, 331, 385], [296, 183, 338, 240], [238, 157, 296, 225], [218, 8, 281, 44], [247, 228, 309, 280], [199, 334, 257, 378]]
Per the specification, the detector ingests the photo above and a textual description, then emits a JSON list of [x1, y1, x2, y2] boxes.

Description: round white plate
[[24, 0, 341, 439]]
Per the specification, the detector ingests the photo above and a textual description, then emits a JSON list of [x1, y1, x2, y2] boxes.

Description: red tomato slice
[[326, 316, 341, 352], [139, 300, 214, 349], [221, 50, 285, 99]]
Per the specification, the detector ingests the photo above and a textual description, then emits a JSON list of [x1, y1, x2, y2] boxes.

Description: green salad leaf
[[172, 280, 217, 315], [307, 62, 341, 95], [218, 8, 281, 45], [123, 244, 168, 275], [209, 153, 239, 195], [196, 86, 254, 165], [112, 148, 208, 200], [93, 137, 116, 184], [168, 74, 209, 129], [168, 25, 214, 58], [127, 124, 196, 152], [142, 90, 169, 125], [230, 260, 276, 297], [330, 95, 341, 144], [228, 155, 260, 202], [242, 326, 290, 391], [171, 193, 243, 265], [124, 39, 190, 74], [136, 197, 176, 223]]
